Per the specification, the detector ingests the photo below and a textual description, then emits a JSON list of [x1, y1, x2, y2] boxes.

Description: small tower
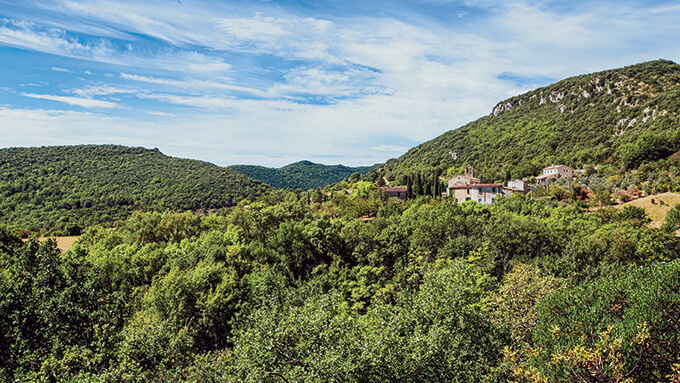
[[465, 164, 474, 178]]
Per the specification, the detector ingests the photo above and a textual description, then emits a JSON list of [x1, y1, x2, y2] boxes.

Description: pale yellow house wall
[[451, 186, 502, 204]]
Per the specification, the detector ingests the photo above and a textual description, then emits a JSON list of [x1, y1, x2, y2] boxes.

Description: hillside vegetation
[[383, 59, 680, 183], [1, 190, 679, 382], [0, 145, 271, 235], [229, 160, 378, 190]]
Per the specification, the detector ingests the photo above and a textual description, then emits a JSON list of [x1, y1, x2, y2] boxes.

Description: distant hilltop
[[0, 145, 271, 235], [229, 161, 379, 190]]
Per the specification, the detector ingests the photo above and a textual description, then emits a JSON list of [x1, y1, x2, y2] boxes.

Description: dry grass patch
[[616, 192, 680, 228], [21, 236, 79, 252]]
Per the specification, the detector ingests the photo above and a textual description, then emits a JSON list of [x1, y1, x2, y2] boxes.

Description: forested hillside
[[229, 160, 378, 190], [0, 145, 271, 235], [383, 59, 680, 183], [1, 189, 679, 382]]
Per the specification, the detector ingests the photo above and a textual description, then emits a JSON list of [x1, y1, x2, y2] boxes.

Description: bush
[[505, 262, 680, 382]]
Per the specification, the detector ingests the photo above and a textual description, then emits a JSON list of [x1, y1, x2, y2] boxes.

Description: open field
[[22, 236, 79, 252], [616, 192, 680, 228]]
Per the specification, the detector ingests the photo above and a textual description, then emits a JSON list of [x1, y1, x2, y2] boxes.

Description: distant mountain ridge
[[0, 145, 271, 234], [229, 160, 379, 190], [383, 59, 680, 183]]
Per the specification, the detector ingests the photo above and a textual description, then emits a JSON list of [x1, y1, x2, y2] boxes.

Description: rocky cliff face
[[491, 60, 679, 136]]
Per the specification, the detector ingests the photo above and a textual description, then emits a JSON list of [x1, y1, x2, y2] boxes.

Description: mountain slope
[[229, 160, 379, 190], [384, 59, 680, 183], [0, 145, 271, 234]]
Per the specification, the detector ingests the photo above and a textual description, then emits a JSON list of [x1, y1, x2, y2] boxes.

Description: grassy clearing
[[617, 192, 680, 228], [22, 236, 79, 252]]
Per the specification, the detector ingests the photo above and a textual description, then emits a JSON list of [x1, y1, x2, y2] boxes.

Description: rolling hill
[[382, 59, 680, 183], [229, 160, 379, 190], [0, 145, 271, 235]]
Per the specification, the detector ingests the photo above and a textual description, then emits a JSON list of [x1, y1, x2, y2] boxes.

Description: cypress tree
[[406, 175, 413, 200]]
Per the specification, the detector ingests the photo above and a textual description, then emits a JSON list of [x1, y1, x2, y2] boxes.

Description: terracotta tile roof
[[448, 183, 502, 189], [381, 186, 408, 192]]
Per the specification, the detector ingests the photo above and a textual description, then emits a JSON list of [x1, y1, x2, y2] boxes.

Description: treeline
[[400, 170, 446, 199], [229, 160, 378, 190], [1, 187, 679, 382], [383, 59, 680, 183], [0, 145, 271, 235]]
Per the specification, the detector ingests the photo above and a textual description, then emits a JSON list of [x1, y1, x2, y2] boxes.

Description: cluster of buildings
[[381, 164, 574, 205]]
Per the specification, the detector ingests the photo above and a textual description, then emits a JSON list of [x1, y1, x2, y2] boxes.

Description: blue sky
[[1, 0, 679, 167]]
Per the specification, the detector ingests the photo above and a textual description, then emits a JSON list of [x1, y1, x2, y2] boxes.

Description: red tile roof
[[448, 183, 502, 189]]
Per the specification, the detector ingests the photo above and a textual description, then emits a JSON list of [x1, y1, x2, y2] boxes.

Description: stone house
[[536, 165, 574, 181], [446, 166, 530, 204], [448, 183, 504, 204], [380, 186, 408, 201], [506, 179, 530, 193]]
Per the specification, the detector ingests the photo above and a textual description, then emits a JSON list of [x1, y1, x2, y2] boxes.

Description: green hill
[[383, 59, 680, 183], [0, 145, 271, 235], [229, 160, 379, 190]]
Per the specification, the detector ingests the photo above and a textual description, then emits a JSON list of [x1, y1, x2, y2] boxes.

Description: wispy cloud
[[67, 85, 138, 98], [22, 93, 118, 108], [51, 66, 73, 73], [0, 19, 105, 58], [0, 18, 232, 73], [212, 14, 341, 64], [138, 93, 305, 112], [120, 73, 267, 96]]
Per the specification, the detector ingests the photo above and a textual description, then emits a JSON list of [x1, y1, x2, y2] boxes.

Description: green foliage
[[621, 131, 676, 170], [662, 203, 680, 233], [616, 205, 652, 227], [0, 145, 271, 234], [229, 160, 378, 190], [491, 264, 567, 346], [229, 257, 502, 382], [1, 185, 680, 380], [506, 261, 680, 382]]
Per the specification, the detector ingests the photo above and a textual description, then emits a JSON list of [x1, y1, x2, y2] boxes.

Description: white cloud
[[49, 0, 206, 46], [67, 85, 138, 97], [0, 20, 102, 58], [0, 107, 138, 147], [22, 93, 118, 108], [0, 18, 232, 73], [211, 14, 340, 64], [138, 93, 306, 113], [146, 111, 176, 117], [51, 66, 73, 72], [371, 144, 410, 153], [120, 73, 267, 96], [213, 14, 290, 41], [268, 67, 380, 98]]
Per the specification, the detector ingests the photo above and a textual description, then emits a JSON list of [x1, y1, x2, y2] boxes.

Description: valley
[[1, 60, 680, 382]]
